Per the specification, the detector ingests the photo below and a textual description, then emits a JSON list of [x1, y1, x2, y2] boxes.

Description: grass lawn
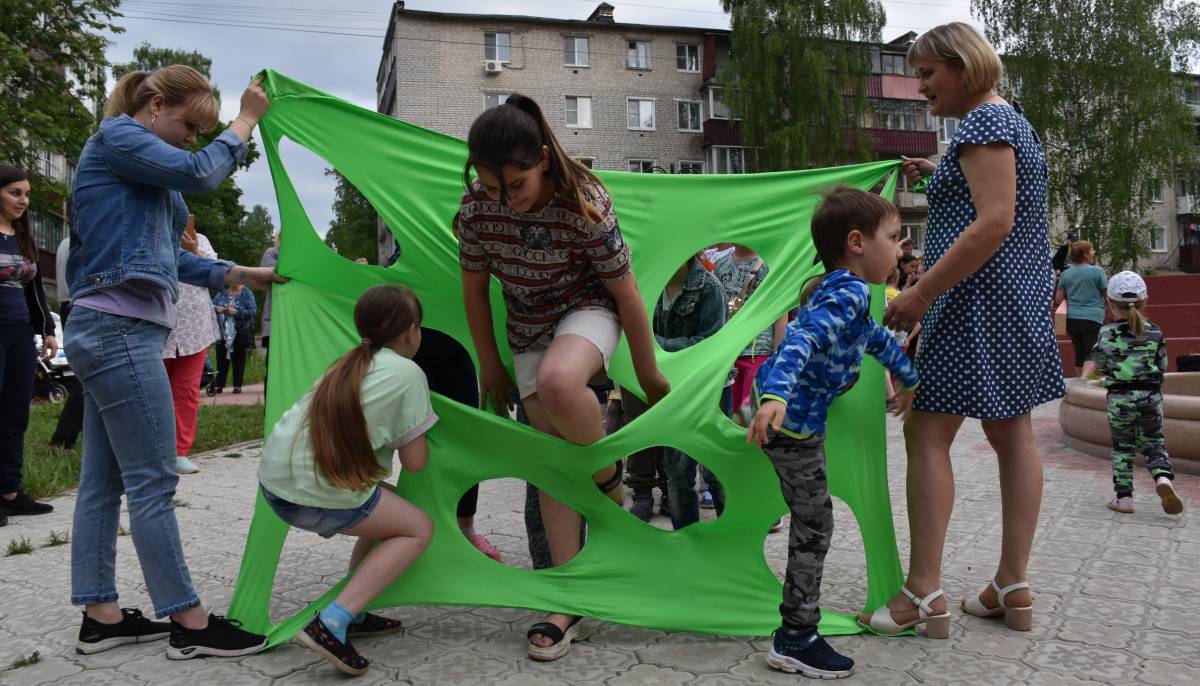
[[21, 399, 265, 500], [207, 346, 268, 386]]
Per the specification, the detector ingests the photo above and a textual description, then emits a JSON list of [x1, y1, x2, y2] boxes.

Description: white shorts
[[513, 308, 621, 399]]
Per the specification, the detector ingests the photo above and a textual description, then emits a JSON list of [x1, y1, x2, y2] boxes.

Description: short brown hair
[[1070, 239, 1093, 264], [812, 186, 899, 271], [907, 22, 1004, 95]]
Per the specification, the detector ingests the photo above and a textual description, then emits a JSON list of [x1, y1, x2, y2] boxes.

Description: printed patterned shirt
[[755, 270, 919, 438], [458, 181, 631, 353], [1090, 321, 1167, 388], [0, 236, 36, 324]]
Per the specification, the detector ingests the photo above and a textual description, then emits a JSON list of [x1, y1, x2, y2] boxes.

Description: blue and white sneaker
[[766, 627, 854, 679], [700, 490, 714, 509]]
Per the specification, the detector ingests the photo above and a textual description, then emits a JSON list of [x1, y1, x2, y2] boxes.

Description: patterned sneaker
[[298, 615, 370, 676], [347, 613, 403, 638], [1107, 496, 1135, 514], [467, 533, 503, 562], [766, 627, 854, 678], [700, 490, 714, 509], [1156, 477, 1183, 515], [76, 608, 171, 655], [166, 613, 267, 659]]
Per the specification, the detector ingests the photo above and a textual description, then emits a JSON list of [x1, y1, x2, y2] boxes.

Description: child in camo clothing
[[747, 187, 918, 678], [1082, 271, 1183, 516]]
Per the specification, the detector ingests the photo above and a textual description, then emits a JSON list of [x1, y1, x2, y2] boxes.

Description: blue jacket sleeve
[[759, 285, 865, 403], [179, 250, 233, 290], [98, 118, 248, 194], [238, 289, 257, 322], [866, 321, 919, 389]]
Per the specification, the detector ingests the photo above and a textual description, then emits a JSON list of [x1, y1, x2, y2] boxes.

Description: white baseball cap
[[1107, 271, 1148, 303]]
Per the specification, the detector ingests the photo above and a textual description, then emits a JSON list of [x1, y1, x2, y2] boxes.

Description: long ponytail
[[307, 285, 423, 491], [1118, 300, 1146, 338], [104, 65, 221, 132], [464, 93, 606, 222]]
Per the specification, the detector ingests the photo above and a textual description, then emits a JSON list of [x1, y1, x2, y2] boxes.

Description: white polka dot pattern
[[914, 104, 1066, 419]]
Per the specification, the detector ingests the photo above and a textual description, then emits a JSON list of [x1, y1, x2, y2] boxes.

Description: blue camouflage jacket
[[755, 269, 919, 438]]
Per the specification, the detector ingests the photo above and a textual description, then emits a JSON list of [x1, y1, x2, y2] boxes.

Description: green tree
[[112, 43, 268, 268], [972, 0, 1200, 270], [0, 1, 122, 192], [323, 169, 378, 263], [720, 0, 886, 170]]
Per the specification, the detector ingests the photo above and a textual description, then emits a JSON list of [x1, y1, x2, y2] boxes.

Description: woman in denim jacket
[[210, 284, 257, 395], [65, 65, 282, 659]]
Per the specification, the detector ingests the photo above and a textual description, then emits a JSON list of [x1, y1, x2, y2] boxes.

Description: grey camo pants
[[1107, 389, 1174, 497], [763, 432, 832, 631]]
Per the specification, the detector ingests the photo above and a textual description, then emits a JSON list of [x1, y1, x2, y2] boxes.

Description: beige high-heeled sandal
[[858, 586, 951, 639], [962, 579, 1033, 631]]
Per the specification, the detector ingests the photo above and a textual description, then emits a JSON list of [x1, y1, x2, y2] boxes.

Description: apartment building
[[375, 2, 1197, 270], [26, 150, 74, 301]]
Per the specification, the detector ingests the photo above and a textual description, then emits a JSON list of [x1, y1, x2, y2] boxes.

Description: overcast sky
[[104, 0, 978, 240]]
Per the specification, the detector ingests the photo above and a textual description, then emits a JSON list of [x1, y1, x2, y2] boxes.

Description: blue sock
[[318, 602, 355, 643], [351, 611, 366, 625]]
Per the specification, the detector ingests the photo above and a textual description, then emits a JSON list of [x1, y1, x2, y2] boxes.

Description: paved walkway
[[201, 382, 266, 407], [1, 400, 1195, 684]]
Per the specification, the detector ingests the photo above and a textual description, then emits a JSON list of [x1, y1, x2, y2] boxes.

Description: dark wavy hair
[[0, 166, 38, 261]]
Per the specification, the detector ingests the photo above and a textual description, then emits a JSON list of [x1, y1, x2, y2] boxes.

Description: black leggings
[[0, 320, 36, 494], [1065, 318, 1101, 368], [412, 328, 480, 519]]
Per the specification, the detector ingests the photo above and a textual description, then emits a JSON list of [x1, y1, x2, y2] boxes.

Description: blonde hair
[[1110, 299, 1148, 338], [908, 22, 1004, 94], [104, 65, 221, 132], [1070, 240, 1093, 264]]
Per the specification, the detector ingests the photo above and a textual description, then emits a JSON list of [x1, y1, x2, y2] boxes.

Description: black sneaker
[[346, 612, 403, 638], [76, 608, 172, 655], [0, 514, 7, 527], [166, 613, 267, 660], [766, 627, 855, 678], [0, 490, 53, 515], [298, 616, 370, 676], [629, 491, 654, 522]]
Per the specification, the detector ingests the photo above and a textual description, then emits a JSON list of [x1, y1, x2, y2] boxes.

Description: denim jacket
[[67, 115, 246, 301], [652, 258, 727, 352], [756, 270, 918, 438], [213, 287, 258, 337]]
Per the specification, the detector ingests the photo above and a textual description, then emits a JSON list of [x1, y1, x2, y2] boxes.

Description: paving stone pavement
[[1, 399, 1196, 685]]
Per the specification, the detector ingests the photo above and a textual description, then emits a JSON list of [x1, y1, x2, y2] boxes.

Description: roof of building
[[391, 1, 731, 36]]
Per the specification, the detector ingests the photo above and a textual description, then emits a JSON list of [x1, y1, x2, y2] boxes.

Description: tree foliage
[[720, 0, 886, 170], [0, 0, 122, 196], [112, 43, 268, 268], [972, 0, 1200, 270], [323, 169, 379, 264]]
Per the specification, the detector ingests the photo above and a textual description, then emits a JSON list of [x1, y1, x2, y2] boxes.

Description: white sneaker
[[1156, 477, 1183, 515], [769, 516, 786, 533], [175, 456, 200, 474]]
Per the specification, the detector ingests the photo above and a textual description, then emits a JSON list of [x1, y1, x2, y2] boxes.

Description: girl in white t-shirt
[[257, 285, 435, 676]]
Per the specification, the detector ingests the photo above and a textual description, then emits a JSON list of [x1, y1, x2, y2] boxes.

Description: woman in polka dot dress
[[859, 23, 1064, 638]]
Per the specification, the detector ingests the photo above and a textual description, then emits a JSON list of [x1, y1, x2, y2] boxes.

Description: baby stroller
[[33, 313, 76, 403]]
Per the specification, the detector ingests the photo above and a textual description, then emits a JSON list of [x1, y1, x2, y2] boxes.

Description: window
[[564, 36, 589, 67], [676, 44, 699, 72], [678, 160, 704, 174], [627, 98, 655, 130], [901, 224, 923, 250], [484, 92, 511, 110], [1151, 182, 1163, 203], [1151, 225, 1167, 252], [484, 32, 511, 63], [627, 40, 651, 69], [869, 48, 881, 74], [881, 53, 911, 75], [939, 117, 959, 143], [708, 87, 730, 120], [709, 146, 745, 174], [576, 157, 595, 169], [677, 100, 702, 132], [628, 159, 655, 173], [565, 96, 592, 128]]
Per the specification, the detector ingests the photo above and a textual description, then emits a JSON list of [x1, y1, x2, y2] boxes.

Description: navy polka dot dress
[[914, 103, 1065, 419]]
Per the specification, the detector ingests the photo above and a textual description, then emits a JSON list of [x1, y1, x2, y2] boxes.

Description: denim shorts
[[260, 484, 382, 538]]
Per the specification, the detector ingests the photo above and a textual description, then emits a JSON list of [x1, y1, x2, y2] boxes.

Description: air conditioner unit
[[484, 60, 502, 74]]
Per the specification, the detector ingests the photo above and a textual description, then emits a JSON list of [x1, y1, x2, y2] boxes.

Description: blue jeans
[[661, 386, 732, 530], [66, 306, 200, 618]]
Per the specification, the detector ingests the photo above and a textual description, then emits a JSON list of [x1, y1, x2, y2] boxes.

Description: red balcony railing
[[862, 128, 937, 157], [703, 118, 742, 147]]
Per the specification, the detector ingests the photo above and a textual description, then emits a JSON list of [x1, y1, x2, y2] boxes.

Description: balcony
[[863, 128, 937, 157], [1179, 195, 1196, 216], [703, 118, 742, 147]]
